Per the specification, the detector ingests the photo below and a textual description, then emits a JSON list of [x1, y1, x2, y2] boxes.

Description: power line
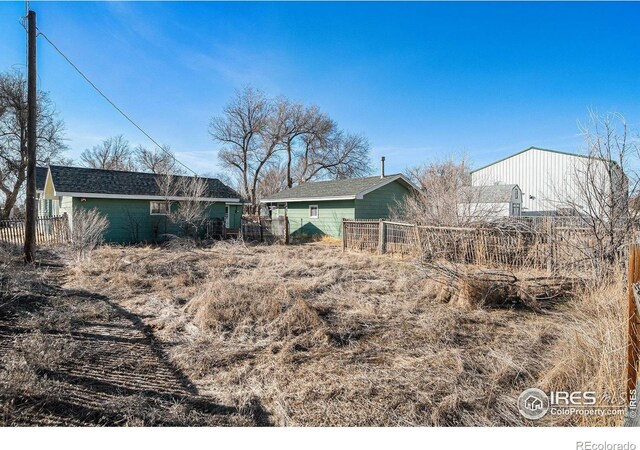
[[36, 28, 198, 176]]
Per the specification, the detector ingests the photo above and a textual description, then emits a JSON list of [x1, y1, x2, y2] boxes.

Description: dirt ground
[[0, 249, 257, 426], [0, 241, 626, 426]]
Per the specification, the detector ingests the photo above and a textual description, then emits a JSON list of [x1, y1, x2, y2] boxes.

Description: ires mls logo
[[518, 388, 601, 420]]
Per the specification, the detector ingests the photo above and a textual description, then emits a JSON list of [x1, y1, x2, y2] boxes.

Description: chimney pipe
[[380, 156, 385, 179]]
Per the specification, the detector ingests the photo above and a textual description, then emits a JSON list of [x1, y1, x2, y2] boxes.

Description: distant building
[[458, 184, 522, 219], [35, 165, 242, 243], [261, 174, 418, 238], [471, 147, 624, 216]]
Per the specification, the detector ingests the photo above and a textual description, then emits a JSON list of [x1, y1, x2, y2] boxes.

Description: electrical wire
[[36, 28, 198, 176]]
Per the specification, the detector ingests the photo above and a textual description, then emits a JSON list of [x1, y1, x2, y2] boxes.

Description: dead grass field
[[0, 241, 627, 426]]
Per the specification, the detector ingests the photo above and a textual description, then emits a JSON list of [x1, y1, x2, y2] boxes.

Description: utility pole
[[24, 10, 37, 263]]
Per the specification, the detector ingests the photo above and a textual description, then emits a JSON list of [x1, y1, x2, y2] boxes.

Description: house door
[[225, 206, 230, 228]]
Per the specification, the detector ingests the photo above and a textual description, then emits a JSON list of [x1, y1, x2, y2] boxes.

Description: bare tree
[[257, 163, 288, 200], [321, 131, 372, 180], [210, 87, 270, 211], [80, 135, 136, 171], [134, 144, 182, 175], [562, 111, 639, 263], [211, 87, 372, 210], [391, 157, 501, 226], [0, 70, 67, 219], [278, 101, 323, 188]]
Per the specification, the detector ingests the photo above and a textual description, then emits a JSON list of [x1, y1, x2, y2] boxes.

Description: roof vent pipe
[[380, 156, 385, 178]]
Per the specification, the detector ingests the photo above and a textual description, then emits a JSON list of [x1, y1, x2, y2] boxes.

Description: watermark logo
[[518, 388, 627, 420], [518, 388, 550, 420]]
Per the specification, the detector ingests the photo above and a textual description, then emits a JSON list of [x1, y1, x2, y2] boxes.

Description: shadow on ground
[[0, 249, 269, 426]]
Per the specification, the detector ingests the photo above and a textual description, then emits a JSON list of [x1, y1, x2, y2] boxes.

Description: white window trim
[[309, 204, 319, 219], [150, 201, 170, 216]]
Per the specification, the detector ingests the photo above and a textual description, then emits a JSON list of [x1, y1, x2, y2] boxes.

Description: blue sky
[[1, 1, 639, 175]]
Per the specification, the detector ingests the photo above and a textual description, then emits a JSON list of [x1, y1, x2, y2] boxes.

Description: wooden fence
[[342, 218, 600, 271], [0, 215, 70, 247], [240, 217, 288, 244]]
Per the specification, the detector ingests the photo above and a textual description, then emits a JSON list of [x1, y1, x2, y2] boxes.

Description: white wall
[[471, 148, 616, 216]]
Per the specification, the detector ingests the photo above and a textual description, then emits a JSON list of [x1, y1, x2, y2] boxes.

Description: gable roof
[[36, 166, 48, 191], [471, 146, 603, 174], [260, 174, 419, 203], [44, 165, 241, 201], [460, 184, 518, 203]]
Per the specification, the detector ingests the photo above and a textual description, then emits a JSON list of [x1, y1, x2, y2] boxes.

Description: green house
[[260, 174, 418, 238], [36, 165, 243, 243]]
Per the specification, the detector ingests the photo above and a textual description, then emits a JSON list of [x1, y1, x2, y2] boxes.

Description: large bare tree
[[0, 71, 67, 219], [80, 135, 136, 171], [210, 87, 271, 211], [298, 131, 371, 181], [210, 86, 372, 211]]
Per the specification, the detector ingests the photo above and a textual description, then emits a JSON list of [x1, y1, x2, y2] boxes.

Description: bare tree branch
[[0, 70, 67, 219]]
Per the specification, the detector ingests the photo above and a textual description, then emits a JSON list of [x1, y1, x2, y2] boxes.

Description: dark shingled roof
[[261, 174, 406, 202], [460, 184, 518, 203], [45, 165, 241, 200], [36, 166, 48, 191]]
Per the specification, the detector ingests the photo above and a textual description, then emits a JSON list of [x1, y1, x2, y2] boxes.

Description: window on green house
[[150, 201, 170, 215], [309, 204, 319, 219]]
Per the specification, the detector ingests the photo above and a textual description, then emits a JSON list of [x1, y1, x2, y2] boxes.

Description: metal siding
[[471, 149, 610, 215]]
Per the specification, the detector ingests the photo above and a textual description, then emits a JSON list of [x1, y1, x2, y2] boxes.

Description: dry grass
[[540, 272, 627, 426], [60, 240, 626, 426], [0, 238, 625, 426]]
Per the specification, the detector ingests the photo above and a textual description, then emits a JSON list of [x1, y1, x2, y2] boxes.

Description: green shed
[[260, 174, 418, 238], [36, 165, 243, 243]]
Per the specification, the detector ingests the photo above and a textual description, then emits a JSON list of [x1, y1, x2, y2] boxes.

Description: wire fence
[[342, 218, 607, 272], [0, 215, 70, 247]]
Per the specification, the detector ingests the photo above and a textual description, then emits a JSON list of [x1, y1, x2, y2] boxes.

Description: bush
[[70, 208, 109, 260]]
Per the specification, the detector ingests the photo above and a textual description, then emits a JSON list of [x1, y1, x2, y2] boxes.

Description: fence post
[[545, 217, 554, 274], [628, 244, 640, 404], [259, 218, 264, 242], [342, 219, 347, 252], [284, 216, 289, 245], [378, 219, 386, 255]]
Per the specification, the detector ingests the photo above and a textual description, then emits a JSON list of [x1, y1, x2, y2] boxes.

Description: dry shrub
[[70, 208, 109, 261]]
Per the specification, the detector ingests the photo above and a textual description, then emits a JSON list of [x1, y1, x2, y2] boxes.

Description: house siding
[[273, 200, 355, 238], [268, 179, 411, 238], [354, 181, 410, 220], [70, 197, 226, 243]]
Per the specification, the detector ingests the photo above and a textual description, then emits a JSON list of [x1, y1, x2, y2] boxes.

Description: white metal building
[[471, 147, 622, 216]]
